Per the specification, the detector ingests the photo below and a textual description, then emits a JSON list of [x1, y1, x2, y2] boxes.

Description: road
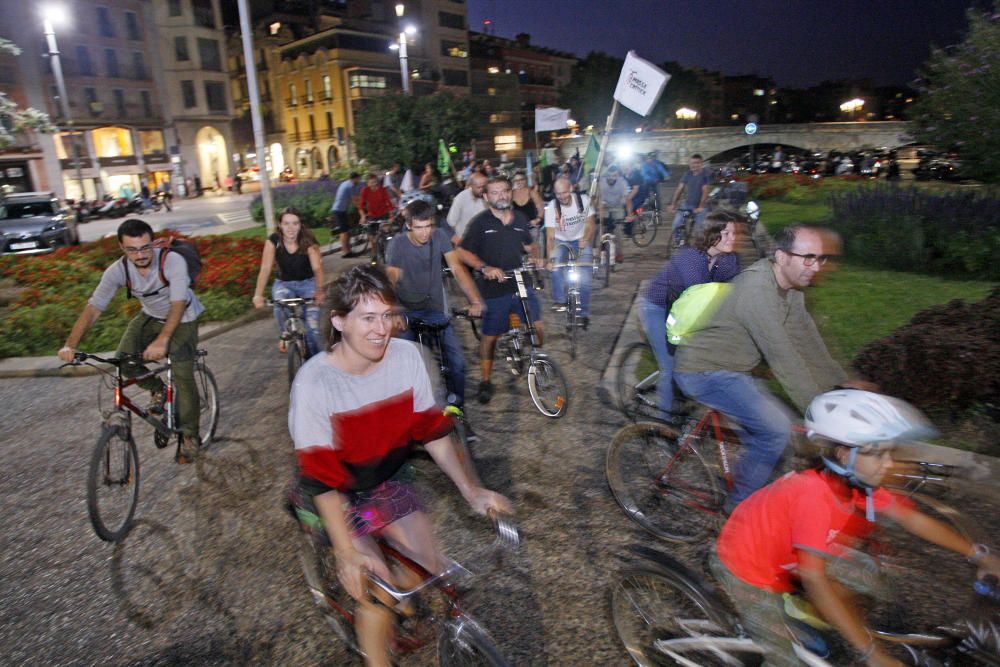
[[76, 192, 258, 242], [0, 226, 684, 666]]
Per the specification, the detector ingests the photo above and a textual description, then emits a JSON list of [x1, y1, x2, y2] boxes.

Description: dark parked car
[[0, 192, 78, 255]]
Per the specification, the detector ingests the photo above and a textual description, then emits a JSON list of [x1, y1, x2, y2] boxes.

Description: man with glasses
[[674, 224, 868, 512], [58, 218, 204, 463]]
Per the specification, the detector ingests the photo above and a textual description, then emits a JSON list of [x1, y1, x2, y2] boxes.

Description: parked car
[[0, 191, 77, 255]]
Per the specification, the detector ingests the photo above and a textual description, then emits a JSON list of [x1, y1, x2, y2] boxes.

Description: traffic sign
[[744, 122, 758, 136]]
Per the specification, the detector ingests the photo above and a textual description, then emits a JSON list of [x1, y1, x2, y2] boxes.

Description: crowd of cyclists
[[57, 145, 999, 666]]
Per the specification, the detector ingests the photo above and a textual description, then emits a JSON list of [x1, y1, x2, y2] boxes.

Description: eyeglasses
[[784, 251, 833, 266], [122, 244, 154, 255]]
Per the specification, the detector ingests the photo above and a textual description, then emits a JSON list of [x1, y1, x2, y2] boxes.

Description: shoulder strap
[[121, 256, 132, 299], [575, 192, 584, 211], [157, 246, 171, 287]]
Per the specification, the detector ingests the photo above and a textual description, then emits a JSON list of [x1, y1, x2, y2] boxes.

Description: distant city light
[[675, 107, 698, 120], [840, 98, 865, 112], [488, 66, 499, 74], [753, 89, 764, 96]]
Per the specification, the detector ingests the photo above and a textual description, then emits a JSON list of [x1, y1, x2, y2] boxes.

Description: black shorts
[[331, 210, 350, 233]]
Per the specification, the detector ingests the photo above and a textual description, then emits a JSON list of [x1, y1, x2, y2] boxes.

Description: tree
[[353, 91, 478, 170], [911, 4, 1000, 182], [0, 38, 55, 149]]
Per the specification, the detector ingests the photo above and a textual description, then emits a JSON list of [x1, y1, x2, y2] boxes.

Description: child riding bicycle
[[711, 390, 1000, 667]]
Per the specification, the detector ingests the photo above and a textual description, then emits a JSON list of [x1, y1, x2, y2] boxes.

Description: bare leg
[[533, 321, 545, 347], [347, 536, 395, 667], [479, 334, 498, 382], [340, 231, 351, 254]]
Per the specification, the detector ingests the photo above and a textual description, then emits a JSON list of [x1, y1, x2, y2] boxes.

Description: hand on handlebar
[[482, 266, 506, 282], [466, 487, 513, 517], [252, 295, 266, 309], [467, 301, 484, 318], [336, 547, 391, 602], [58, 346, 77, 363]]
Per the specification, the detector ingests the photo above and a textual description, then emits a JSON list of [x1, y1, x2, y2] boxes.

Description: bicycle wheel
[[194, 364, 219, 448], [610, 565, 752, 667], [632, 213, 656, 248], [87, 426, 140, 542], [566, 292, 578, 360], [526, 355, 569, 418], [602, 241, 612, 288], [606, 422, 723, 543], [295, 531, 364, 655], [349, 227, 369, 255], [287, 337, 304, 387], [437, 616, 509, 666], [615, 342, 661, 421]]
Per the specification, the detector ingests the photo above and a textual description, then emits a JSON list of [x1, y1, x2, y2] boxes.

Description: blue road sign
[[744, 122, 758, 136]]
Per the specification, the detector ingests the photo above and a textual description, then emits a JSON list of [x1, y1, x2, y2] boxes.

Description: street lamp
[[392, 4, 417, 94], [840, 98, 864, 121], [41, 4, 87, 200], [675, 107, 698, 128]]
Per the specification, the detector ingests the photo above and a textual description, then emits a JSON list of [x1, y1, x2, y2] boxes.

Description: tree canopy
[[353, 91, 478, 169], [0, 38, 55, 149], [911, 4, 1000, 182]]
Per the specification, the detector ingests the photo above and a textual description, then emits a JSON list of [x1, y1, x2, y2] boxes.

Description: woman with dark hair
[[252, 207, 325, 357], [418, 162, 439, 193], [511, 170, 545, 247], [638, 211, 741, 421], [289, 264, 510, 665]]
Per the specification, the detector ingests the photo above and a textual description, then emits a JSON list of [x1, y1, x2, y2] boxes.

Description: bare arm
[[59, 303, 104, 361], [307, 245, 325, 304], [670, 182, 684, 209], [314, 490, 392, 601], [252, 239, 276, 308], [425, 435, 511, 515], [444, 249, 483, 316], [545, 228, 556, 259], [696, 183, 710, 211], [385, 265, 402, 285]]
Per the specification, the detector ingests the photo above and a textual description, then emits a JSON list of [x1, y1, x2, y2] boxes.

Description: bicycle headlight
[[567, 268, 579, 282]]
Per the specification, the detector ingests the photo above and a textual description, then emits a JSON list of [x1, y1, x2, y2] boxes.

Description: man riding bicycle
[[544, 176, 596, 329], [712, 390, 1000, 667], [58, 218, 203, 463], [290, 265, 510, 667], [596, 164, 636, 264], [359, 172, 396, 248], [669, 154, 712, 244], [674, 224, 871, 512]]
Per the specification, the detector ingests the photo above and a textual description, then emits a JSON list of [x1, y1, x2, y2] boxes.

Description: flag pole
[[587, 99, 619, 203]]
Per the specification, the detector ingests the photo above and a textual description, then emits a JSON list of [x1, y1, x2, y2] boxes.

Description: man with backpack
[[58, 218, 204, 463], [544, 176, 596, 329]]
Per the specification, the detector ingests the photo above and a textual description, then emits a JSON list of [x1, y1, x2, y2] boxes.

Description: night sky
[[466, 0, 979, 87]]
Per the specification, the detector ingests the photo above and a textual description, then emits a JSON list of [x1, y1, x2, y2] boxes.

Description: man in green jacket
[[674, 224, 865, 511]]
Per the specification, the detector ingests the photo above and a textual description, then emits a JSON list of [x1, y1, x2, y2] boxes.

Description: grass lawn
[[759, 200, 832, 231]]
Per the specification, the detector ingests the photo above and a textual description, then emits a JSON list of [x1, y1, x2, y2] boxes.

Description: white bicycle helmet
[[805, 390, 937, 449], [806, 390, 938, 521]]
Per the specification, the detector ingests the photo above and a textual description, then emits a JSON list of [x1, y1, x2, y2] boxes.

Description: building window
[[205, 81, 226, 113], [125, 11, 141, 40], [308, 114, 316, 137], [132, 52, 147, 80], [174, 36, 189, 62], [92, 126, 134, 157], [305, 79, 314, 102], [348, 74, 386, 89], [113, 89, 126, 117], [168, 0, 182, 17], [440, 40, 468, 58], [493, 134, 518, 152], [97, 6, 114, 38], [487, 87, 496, 96], [438, 11, 465, 30], [322, 74, 332, 99], [289, 83, 297, 105], [84, 87, 102, 116], [138, 129, 165, 155], [105, 49, 119, 78], [325, 110, 333, 135], [192, 0, 215, 28], [442, 69, 468, 87], [197, 38, 221, 72], [141, 91, 153, 117], [76, 46, 93, 76], [181, 80, 196, 108]]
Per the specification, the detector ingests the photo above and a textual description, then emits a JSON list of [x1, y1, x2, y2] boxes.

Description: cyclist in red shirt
[[359, 172, 396, 241], [712, 390, 1000, 667]]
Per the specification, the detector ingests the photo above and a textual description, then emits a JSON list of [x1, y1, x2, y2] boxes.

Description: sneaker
[[148, 388, 166, 415], [176, 435, 201, 464], [476, 380, 494, 404], [580, 316, 590, 331], [278, 340, 287, 354], [550, 302, 567, 313]]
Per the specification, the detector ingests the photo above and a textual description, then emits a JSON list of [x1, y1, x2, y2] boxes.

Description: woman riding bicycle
[[711, 390, 1000, 667], [289, 265, 510, 666], [637, 211, 740, 422], [252, 207, 325, 357]]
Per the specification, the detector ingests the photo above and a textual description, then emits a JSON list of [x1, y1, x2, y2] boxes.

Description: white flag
[[534, 107, 571, 132], [613, 51, 670, 117]]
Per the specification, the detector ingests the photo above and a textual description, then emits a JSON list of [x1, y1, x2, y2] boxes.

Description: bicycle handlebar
[[366, 511, 519, 605], [266, 297, 315, 307]]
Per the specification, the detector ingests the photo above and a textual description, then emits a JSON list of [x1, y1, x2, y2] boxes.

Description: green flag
[[437, 139, 451, 176], [582, 134, 600, 176], [538, 148, 550, 168]]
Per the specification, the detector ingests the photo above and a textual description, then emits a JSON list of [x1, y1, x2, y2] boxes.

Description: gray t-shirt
[[679, 169, 712, 209], [598, 176, 630, 216], [385, 227, 451, 313], [89, 249, 204, 322]]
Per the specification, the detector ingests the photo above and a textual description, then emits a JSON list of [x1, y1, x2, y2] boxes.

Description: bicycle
[[593, 218, 617, 289], [267, 297, 315, 386], [332, 217, 370, 256], [611, 533, 999, 667], [70, 350, 220, 542], [368, 215, 400, 266], [605, 408, 967, 545], [615, 341, 662, 422], [550, 251, 586, 360], [667, 208, 698, 256], [476, 262, 570, 418], [289, 495, 520, 666], [631, 189, 660, 248]]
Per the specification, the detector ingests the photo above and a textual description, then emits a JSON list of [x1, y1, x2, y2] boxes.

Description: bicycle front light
[[567, 268, 579, 282]]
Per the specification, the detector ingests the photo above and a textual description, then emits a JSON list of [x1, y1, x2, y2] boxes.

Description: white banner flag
[[613, 51, 670, 117], [534, 106, 571, 132]]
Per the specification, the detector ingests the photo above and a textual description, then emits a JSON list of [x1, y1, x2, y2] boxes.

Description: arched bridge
[[559, 121, 914, 165]]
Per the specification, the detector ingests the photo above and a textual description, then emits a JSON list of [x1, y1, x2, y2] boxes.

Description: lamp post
[[840, 98, 864, 121], [393, 4, 416, 95], [41, 5, 87, 200]]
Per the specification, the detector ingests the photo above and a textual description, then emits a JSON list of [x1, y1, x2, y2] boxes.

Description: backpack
[[122, 237, 202, 299], [666, 282, 732, 344]]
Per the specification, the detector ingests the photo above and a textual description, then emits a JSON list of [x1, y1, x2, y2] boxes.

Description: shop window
[[93, 126, 135, 157]]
